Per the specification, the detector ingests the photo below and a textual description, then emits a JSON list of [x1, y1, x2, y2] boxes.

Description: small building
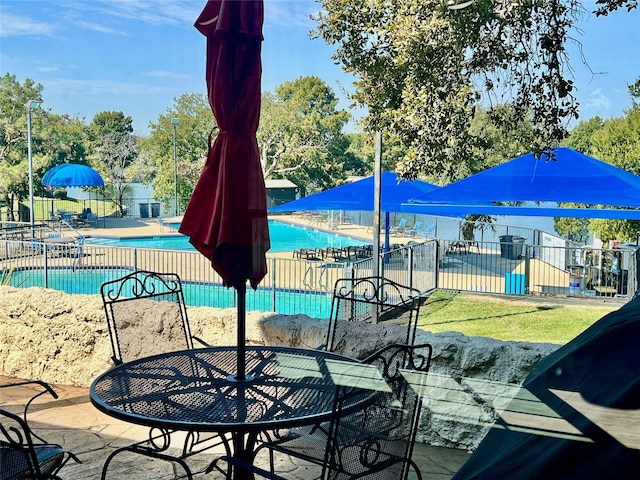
[[265, 179, 297, 208]]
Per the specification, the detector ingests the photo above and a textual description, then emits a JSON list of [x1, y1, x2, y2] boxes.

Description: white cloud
[[147, 70, 193, 81], [0, 11, 55, 37], [583, 88, 612, 110], [74, 21, 128, 36]]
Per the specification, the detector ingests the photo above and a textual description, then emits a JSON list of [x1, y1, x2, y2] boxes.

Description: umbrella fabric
[[269, 171, 439, 213], [179, 0, 270, 290], [42, 163, 104, 188]]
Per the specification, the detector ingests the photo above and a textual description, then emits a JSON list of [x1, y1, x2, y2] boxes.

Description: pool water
[[9, 267, 333, 318], [86, 220, 365, 253]]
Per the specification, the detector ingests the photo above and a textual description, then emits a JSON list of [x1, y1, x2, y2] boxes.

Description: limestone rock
[[0, 285, 559, 450]]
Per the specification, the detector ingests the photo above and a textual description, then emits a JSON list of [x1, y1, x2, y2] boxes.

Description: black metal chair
[[322, 276, 423, 354], [1, 380, 81, 480], [99, 270, 230, 479], [213, 343, 433, 480]]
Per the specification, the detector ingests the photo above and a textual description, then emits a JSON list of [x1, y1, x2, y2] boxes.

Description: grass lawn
[[419, 290, 622, 345]]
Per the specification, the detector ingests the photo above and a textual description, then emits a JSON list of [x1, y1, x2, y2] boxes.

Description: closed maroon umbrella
[[180, 0, 270, 381]]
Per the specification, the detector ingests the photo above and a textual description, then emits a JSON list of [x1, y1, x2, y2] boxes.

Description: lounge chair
[[157, 216, 177, 232], [405, 220, 423, 237], [390, 218, 408, 235]]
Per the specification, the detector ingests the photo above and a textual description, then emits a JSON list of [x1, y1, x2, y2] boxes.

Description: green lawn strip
[[419, 290, 619, 344]]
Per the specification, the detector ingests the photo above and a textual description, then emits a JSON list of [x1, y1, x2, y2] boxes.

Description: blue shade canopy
[[402, 147, 640, 219], [42, 164, 104, 188], [269, 171, 439, 213]]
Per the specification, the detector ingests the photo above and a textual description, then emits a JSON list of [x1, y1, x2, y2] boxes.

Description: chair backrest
[[325, 277, 422, 354], [100, 270, 194, 365], [0, 381, 73, 480], [322, 343, 432, 480], [0, 408, 51, 479]]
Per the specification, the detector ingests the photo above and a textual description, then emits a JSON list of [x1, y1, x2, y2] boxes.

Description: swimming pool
[[9, 267, 334, 318], [85, 220, 366, 253]]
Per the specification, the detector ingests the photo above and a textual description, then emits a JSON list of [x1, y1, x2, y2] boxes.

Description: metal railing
[[2, 235, 634, 320]]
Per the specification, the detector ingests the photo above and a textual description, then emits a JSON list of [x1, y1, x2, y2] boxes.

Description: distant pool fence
[[2, 219, 637, 318]]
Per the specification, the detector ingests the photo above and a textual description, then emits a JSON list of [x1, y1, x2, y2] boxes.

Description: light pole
[[26, 99, 41, 239], [172, 118, 180, 216]]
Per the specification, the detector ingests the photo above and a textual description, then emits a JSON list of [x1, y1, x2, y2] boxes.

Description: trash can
[[499, 235, 513, 259], [512, 236, 526, 259], [499, 235, 525, 260], [151, 203, 160, 218], [139, 203, 149, 218]]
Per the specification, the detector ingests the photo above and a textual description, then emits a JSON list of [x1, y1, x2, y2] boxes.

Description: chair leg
[[100, 445, 194, 480]]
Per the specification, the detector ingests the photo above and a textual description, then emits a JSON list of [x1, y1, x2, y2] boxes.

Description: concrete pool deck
[[77, 214, 422, 256]]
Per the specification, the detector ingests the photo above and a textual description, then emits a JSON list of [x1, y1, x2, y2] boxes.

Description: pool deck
[[77, 214, 421, 257], [1, 375, 471, 479]]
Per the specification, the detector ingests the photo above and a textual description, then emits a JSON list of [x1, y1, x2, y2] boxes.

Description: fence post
[[524, 245, 531, 294], [43, 243, 49, 289], [407, 247, 414, 290], [271, 257, 277, 312]]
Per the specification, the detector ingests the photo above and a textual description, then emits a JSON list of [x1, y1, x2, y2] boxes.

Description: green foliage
[[138, 93, 214, 211], [556, 79, 640, 243], [258, 76, 350, 192], [88, 111, 137, 217], [312, 0, 584, 180], [344, 131, 407, 176]]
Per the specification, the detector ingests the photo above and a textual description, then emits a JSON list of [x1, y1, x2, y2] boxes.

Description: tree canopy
[[312, 0, 637, 179]]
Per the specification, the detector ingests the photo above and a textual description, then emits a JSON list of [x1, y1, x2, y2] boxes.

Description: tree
[[258, 76, 351, 192], [562, 116, 605, 153], [0, 74, 44, 220], [88, 111, 137, 217], [312, 0, 636, 179], [138, 93, 215, 212], [555, 77, 640, 242]]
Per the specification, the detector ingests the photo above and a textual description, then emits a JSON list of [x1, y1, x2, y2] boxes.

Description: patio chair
[[215, 343, 433, 480], [389, 218, 408, 236], [404, 221, 423, 237], [0, 380, 81, 479], [321, 276, 423, 354], [99, 270, 230, 479]]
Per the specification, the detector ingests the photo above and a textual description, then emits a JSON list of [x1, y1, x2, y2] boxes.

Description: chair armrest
[[0, 380, 58, 418], [192, 335, 211, 347]]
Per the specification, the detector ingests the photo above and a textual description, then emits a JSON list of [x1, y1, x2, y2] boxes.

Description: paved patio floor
[[1, 377, 470, 479]]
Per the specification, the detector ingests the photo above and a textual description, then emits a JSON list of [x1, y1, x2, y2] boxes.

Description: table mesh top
[[91, 346, 367, 432]]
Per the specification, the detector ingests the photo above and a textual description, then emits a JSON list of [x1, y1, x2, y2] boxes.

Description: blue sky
[[1, 0, 639, 136]]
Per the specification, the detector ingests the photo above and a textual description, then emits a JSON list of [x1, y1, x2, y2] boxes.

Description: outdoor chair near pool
[[99, 270, 231, 479], [218, 343, 433, 480], [389, 218, 408, 236], [0, 380, 81, 480], [320, 276, 423, 354]]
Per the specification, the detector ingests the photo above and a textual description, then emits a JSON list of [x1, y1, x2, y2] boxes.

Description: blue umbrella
[[43, 164, 105, 226], [43, 164, 104, 188]]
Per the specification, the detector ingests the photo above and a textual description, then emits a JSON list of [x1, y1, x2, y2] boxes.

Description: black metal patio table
[[90, 345, 373, 479]]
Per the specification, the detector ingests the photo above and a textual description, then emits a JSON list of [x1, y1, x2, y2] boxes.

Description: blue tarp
[[402, 147, 640, 219], [269, 171, 439, 213]]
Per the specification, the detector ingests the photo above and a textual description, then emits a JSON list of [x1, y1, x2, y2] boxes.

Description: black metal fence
[[2, 227, 635, 319]]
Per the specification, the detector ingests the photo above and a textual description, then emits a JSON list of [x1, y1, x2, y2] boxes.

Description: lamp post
[[171, 118, 180, 216], [26, 99, 42, 239]]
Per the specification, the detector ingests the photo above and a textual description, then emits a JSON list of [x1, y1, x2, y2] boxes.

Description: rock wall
[[0, 286, 559, 450]]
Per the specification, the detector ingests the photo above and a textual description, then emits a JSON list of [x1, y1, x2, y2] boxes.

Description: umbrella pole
[[236, 283, 246, 381]]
